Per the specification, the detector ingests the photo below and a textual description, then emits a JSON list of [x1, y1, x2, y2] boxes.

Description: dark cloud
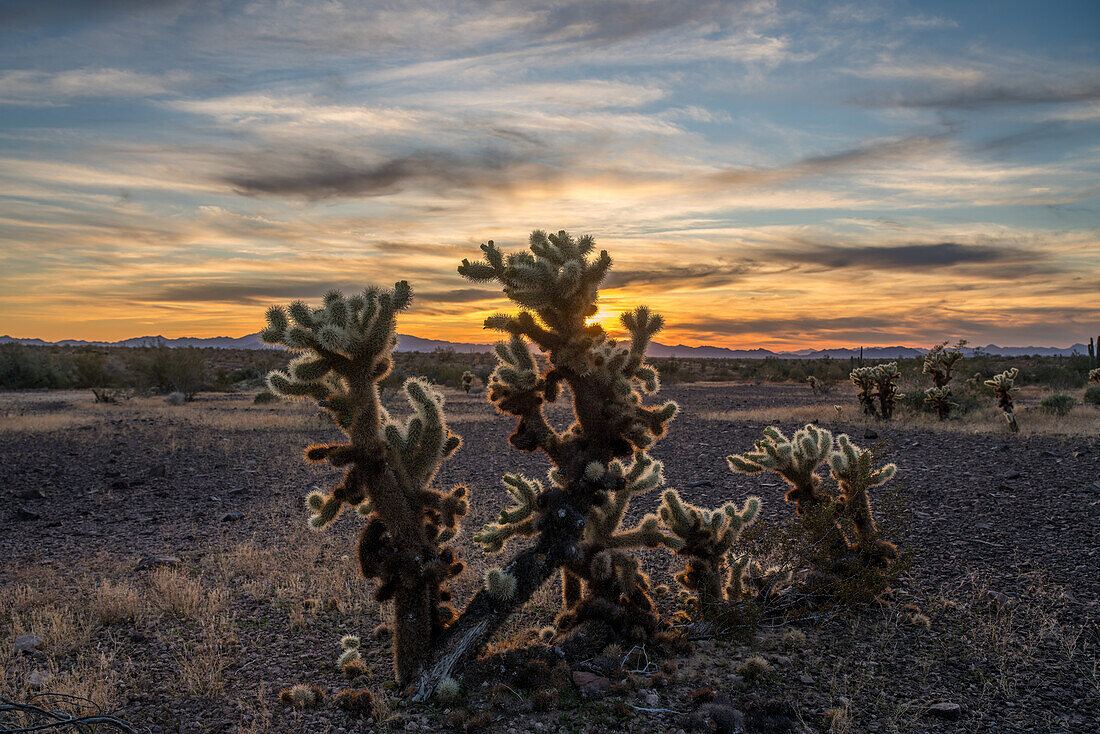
[[143, 278, 497, 307], [224, 148, 551, 199], [709, 133, 950, 186], [675, 315, 898, 339], [853, 81, 1100, 110], [782, 241, 1032, 270], [604, 262, 756, 289]]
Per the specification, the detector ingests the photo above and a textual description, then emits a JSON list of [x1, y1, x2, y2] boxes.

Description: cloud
[[854, 80, 1100, 110], [604, 262, 756, 290], [777, 241, 1046, 271], [223, 148, 553, 198], [535, 0, 753, 44], [0, 68, 182, 104]]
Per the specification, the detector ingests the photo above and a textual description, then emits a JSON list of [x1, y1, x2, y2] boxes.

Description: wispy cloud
[[0, 68, 184, 105]]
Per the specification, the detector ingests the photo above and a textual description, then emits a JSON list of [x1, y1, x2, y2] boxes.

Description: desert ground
[[2, 382, 1097, 733]]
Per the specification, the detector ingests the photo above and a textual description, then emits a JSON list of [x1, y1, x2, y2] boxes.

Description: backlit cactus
[[849, 366, 878, 416], [261, 284, 467, 684], [922, 343, 963, 388], [729, 424, 899, 571], [1089, 368, 1100, 384], [461, 370, 474, 394], [984, 368, 1020, 433], [727, 424, 833, 515], [414, 230, 719, 699], [923, 386, 956, 421], [873, 362, 902, 420]]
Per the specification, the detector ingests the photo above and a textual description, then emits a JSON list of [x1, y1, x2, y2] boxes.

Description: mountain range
[[0, 334, 1089, 359]]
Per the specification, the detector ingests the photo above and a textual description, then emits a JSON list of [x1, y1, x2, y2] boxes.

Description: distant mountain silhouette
[[0, 334, 1089, 359]]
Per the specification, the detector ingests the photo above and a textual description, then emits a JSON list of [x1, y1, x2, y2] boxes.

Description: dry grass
[[701, 400, 1100, 436], [173, 613, 237, 697], [0, 413, 99, 433], [89, 579, 143, 626], [150, 567, 227, 619]]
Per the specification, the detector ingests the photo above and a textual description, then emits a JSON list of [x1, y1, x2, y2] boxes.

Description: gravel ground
[[1, 384, 1097, 733]]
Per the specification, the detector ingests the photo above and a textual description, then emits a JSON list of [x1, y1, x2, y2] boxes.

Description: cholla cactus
[[729, 425, 899, 571], [923, 386, 956, 421], [1089, 368, 1100, 384], [656, 489, 760, 608], [727, 424, 833, 515], [922, 342, 963, 388], [261, 284, 467, 684], [849, 367, 878, 416], [984, 368, 1020, 433], [461, 370, 474, 394], [414, 231, 687, 699], [873, 362, 902, 420], [827, 434, 898, 564]]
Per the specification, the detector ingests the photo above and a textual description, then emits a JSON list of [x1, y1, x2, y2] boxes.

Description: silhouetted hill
[[0, 335, 1089, 358]]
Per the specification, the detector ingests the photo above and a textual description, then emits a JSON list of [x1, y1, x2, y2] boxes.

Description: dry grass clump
[[150, 567, 226, 619], [173, 614, 237, 697], [10, 604, 95, 657], [0, 413, 99, 433], [89, 579, 143, 626]]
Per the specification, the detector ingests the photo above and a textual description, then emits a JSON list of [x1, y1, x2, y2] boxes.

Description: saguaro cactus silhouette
[[985, 368, 1020, 433], [414, 230, 683, 699], [260, 284, 467, 684]]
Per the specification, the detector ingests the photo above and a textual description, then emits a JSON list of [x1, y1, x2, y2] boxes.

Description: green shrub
[[253, 389, 279, 404], [1084, 386, 1100, 405], [1040, 394, 1075, 416]]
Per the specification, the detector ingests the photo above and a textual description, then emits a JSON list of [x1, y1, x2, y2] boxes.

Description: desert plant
[[461, 370, 474, 394], [728, 425, 899, 577], [412, 230, 697, 699], [984, 368, 1020, 433], [252, 389, 278, 404], [922, 341, 964, 388], [807, 375, 831, 395], [1040, 394, 1075, 416], [141, 342, 207, 399], [923, 386, 956, 420], [1089, 368, 1100, 384], [849, 366, 878, 416], [1085, 386, 1100, 405], [873, 362, 902, 420], [260, 283, 467, 684]]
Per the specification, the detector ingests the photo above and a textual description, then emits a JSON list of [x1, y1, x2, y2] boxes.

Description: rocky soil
[[1, 384, 1097, 733]]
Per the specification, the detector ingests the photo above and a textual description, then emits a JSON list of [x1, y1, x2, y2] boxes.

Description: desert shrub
[[252, 389, 278, 404], [1084, 386, 1100, 405], [139, 343, 207, 398], [1040, 394, 1075, 416], [0, 344, 65, 389]]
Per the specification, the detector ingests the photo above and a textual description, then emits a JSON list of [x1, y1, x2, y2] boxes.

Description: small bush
[[1040, 394, 1075, 416], [252, 389, 278, 404], [1084, 386, 1100, 405]]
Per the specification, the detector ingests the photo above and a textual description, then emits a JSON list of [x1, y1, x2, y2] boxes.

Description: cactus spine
[[261, 284, 467, 684], [984, 368, 1020, 433]]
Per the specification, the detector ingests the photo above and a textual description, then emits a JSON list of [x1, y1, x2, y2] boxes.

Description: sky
[[1, 0, 1098, 349]]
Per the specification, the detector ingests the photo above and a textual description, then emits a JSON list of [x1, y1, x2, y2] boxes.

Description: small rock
[[982, 590, 1015, 610], [14, 506, 40, 521], [571, 671, 610, 692], [27, 669, 52, 689], [1039, 450, 1058, 458], [1002, 472, 1021, 480], [688, 480, 712, 489], [645, 693, 660, 707], [219, 511, 243, 522], [11, 489, 45, 499], [14, 634, 44, 654], [135, 555, 181, 571], [799, 673, 814, 684], [928, 702, 963, 720], [863, 430, 878, 439], [110, 480, 129, 490], [147, 464, 168, 478], [228, 486, 246, 495]]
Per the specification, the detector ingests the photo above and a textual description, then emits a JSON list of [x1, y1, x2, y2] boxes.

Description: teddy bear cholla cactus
[[984, 368, 1020, 433], [922, 342, 963, 388], [923, 386, 956, 421], [1089, 368, 1100, 384], [848, 363, 902, 420], [728, 424, 898, 570], [413, 231, 692, 699], [261, 284, 467, 685]]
